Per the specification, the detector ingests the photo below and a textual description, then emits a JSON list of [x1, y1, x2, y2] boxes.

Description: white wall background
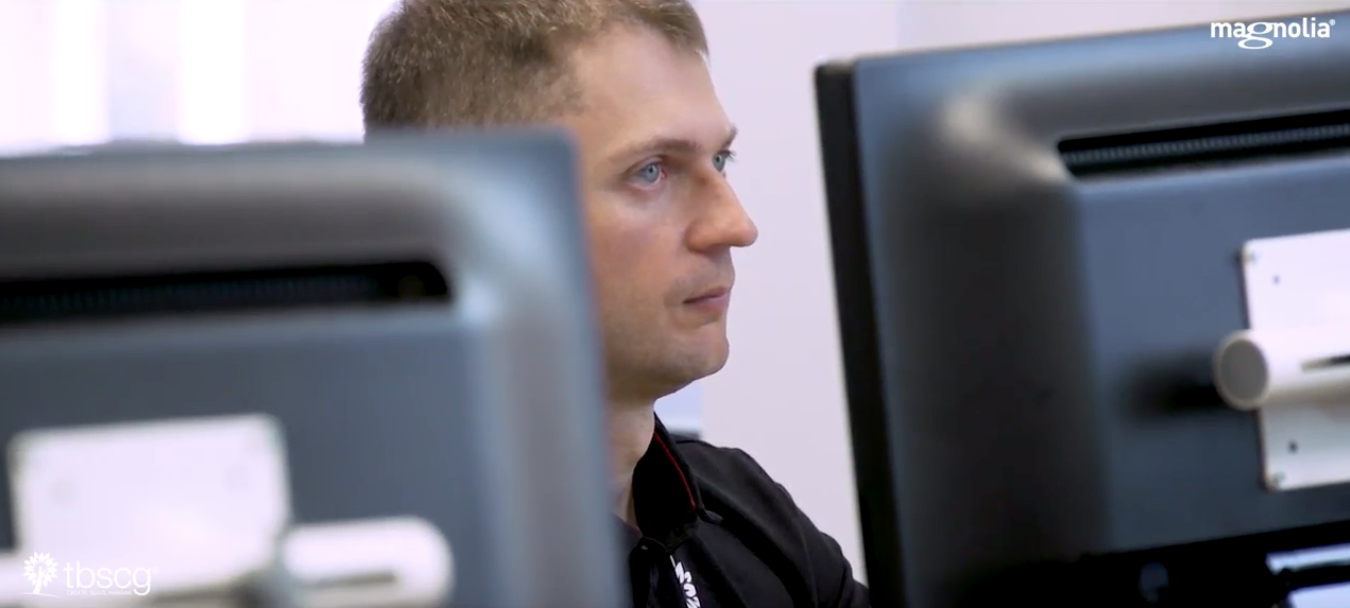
[[5, 2, 1350, 603]]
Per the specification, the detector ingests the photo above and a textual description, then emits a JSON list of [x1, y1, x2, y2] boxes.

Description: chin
[[703, 347, 730, 376], [689, 339, 731, 378], [650, 345, 729, 396]]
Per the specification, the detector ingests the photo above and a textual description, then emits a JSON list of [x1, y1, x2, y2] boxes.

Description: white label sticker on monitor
[[1241, 227, 1350, 491], [7, 414, 292, 596]]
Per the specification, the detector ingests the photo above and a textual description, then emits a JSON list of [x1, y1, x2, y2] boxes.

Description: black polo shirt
[[618, 417, 869, 608]]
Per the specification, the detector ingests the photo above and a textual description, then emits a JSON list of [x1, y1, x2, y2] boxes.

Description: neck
[[609, 400, 656, 527]]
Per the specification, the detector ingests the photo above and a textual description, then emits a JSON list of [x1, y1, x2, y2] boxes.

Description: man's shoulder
[[669, 434, 767, 482], [671, 435, 872, 607], [669, 435, 800, 523]]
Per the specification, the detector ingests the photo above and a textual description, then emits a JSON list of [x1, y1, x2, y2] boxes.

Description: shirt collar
[[617, 415, 705, 553]]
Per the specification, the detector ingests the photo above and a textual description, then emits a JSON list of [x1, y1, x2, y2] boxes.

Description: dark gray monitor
[[817, 11, 1350, 608], [0, 133, 624, 608]]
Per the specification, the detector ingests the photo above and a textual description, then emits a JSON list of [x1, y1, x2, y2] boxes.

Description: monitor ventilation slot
[[0, 261, 451, 326], [1059, 109, 1350, 178]]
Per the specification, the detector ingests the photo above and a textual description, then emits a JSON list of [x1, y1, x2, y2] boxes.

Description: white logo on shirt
[[670, 556, 701, 608]]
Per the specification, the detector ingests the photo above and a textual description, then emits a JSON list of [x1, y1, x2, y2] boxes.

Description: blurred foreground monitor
[[0, 133, 624, 608]]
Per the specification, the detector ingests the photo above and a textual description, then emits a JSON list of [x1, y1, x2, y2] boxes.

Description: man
[[361, 2, 868, 607]]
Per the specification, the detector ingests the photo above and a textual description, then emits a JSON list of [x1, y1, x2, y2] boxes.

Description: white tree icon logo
[[22, 552, 58, 596]]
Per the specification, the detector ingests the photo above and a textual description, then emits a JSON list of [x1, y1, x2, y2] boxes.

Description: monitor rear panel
[[818, 13, 1350, 608], [0, 134, 622, 608]]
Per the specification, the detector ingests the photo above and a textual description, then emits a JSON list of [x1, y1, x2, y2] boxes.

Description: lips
[[685, 286, 729, 303]]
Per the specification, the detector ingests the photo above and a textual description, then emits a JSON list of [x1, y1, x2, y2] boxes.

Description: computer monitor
[[817, 11, 1350, 608], [0, 133, 623, 608]]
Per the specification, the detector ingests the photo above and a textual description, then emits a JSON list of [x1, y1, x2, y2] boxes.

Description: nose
[[687, 176, 758, 252]]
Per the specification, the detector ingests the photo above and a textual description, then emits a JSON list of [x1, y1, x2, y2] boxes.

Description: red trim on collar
[[652, 432, 697, 512]]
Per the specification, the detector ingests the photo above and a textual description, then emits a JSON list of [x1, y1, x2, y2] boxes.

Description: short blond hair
[[360, 0, 708, 130]]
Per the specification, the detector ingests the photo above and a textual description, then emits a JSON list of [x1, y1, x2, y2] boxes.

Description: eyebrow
[[606, 125, 739, 166]]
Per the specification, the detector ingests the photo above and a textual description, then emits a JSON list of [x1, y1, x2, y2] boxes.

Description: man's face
[[559, 26, 758, 403]]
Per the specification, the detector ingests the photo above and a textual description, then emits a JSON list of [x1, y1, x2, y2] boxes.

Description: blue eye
[[713, 150, 736, 173], [634, 162, 664, 185]]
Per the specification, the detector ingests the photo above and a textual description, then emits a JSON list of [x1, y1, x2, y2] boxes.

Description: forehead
[[562, 26, 732, 162]]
